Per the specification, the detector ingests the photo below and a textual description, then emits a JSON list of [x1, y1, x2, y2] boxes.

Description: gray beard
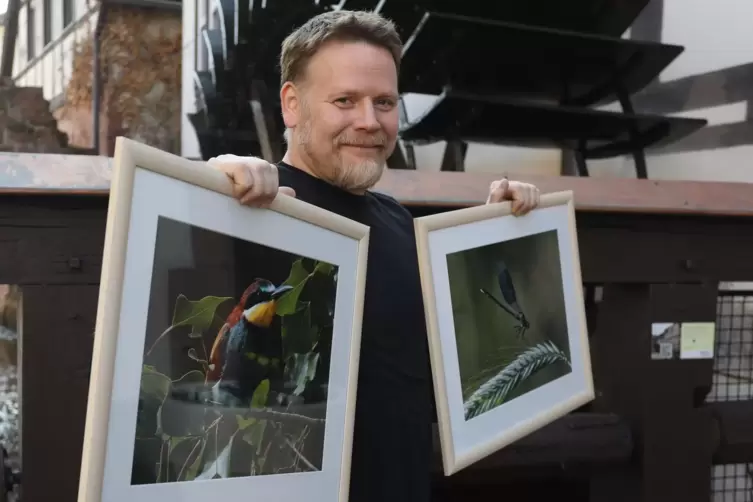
[[291, 123, 386, 193]]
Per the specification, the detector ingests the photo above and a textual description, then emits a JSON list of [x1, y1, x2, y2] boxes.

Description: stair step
[[400, 11, 681, 105], [243, 2, 335, 84], [380, 0, 650, 40], [399, 91, 707, 159]]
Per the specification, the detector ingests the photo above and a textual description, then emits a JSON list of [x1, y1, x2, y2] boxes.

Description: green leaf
[[169, 436, 191, 451], [136, 365, 172, 438], [171, 295, 233, 333], [141, 364, 171, 402], [241, 421, 268, 454], [286, 352, 320, 395], [276, 259, 312, 316], [281, 303, 318, 354], [314, 261, 335, 276], [235, 379, 270, 430], [251, 379, 270, 409]]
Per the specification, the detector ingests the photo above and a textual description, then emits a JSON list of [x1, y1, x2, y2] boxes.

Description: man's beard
[[294, 117, 388, 193]]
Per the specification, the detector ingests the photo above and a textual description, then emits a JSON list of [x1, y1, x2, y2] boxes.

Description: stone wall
[[54, 5, 182, 156], [0, 78, 74, 153]]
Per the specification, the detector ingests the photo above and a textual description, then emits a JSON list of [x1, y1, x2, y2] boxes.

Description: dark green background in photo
[[446, 230, 572, 419]]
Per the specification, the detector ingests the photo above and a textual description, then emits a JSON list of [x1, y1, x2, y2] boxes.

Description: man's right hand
[[207, 154, 296, 208]]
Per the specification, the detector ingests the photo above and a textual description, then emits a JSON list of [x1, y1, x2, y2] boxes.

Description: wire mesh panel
[[708, 293, 753, 402], [709, 291, 753, 502], [712, 464, 753, 502]]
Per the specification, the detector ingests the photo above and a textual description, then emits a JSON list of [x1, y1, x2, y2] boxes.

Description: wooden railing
[[1, 152, 753, 502]]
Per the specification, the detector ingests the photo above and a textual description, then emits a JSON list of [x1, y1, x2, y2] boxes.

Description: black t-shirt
[[277, 162, 433, 418]]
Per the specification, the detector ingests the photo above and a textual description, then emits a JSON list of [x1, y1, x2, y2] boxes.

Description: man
[[208, 10, 541, 501]]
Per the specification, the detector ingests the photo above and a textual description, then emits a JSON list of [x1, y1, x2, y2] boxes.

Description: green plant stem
[[176, 437, 204, 481], [282, 435, 317, 472], [145, 324, 179, 357]]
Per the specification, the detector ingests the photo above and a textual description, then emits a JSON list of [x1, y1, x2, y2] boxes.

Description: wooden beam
[[373, 168, 753, 217], [433, 412, 633, 474], [2, 152, 753, 217]]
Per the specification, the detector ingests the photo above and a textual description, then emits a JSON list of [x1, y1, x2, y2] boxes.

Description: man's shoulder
[[368, 190, 413, 220], [276, 162, 297, 182]]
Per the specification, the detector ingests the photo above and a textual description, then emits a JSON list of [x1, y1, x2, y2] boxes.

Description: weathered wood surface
[[2, 152, 753, 216], [1, 160, 752, 502]]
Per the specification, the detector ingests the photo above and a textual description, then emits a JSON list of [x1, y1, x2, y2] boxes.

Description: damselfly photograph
[[446, 229, 573, 421], [414, 190, 593, 475]]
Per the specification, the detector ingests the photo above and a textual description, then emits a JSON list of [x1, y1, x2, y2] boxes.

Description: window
[[26, 5, 35, 60], [63, 0, 74, 28], [43, 0, 52, 46]]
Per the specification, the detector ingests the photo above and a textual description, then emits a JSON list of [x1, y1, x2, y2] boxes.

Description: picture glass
[[445, 230, 572, 422], [425, 201, 592, 472], [102, 167, 359, 502], [133, 216, 338, 484]]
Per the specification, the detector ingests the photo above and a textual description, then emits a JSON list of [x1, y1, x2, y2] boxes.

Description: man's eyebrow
[[326, 90, 400, 101]]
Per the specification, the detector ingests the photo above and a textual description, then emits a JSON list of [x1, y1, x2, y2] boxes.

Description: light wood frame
[[78, 137, 369, 502], [414, 191, 594, 475]]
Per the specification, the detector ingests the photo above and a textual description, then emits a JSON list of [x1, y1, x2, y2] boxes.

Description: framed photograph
[[78, 137, 369, 502], [414, 191, 594, 475]]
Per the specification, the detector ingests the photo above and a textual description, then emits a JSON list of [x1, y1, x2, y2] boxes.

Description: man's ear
[[280, 82, 301, 129]]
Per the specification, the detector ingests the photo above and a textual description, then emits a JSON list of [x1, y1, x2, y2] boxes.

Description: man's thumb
[[278, 186, 297, 198]]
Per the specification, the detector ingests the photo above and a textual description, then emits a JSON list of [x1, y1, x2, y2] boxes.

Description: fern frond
[[463, 340, 571, 420]]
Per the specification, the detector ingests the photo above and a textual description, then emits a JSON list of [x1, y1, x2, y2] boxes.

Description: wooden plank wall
[[0, 196, 105, 502], [3, 180, 753, 501]]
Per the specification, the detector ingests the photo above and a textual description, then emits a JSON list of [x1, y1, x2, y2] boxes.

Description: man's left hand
[[485, 178, 541, 216]]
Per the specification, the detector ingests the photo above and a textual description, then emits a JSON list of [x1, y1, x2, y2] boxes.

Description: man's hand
[[206, 154, 296, 208], [485, 178, 540, 216]]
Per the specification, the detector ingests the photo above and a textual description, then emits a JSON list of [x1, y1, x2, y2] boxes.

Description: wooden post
[[0, 0, 21, 78]]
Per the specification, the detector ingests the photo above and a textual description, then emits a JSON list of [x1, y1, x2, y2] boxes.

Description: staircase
[[189, 0, 707, 178], [0, 78, 75, 154]]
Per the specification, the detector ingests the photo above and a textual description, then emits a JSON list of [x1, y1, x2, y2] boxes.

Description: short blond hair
[[279, 10, 402, 85]]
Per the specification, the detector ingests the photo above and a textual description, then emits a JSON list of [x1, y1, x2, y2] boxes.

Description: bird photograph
[[445, 229, 573, 421], [131, 216, 338, 485]]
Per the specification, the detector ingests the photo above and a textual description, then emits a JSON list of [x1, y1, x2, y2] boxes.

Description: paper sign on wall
[[651, 322, 716, 360]]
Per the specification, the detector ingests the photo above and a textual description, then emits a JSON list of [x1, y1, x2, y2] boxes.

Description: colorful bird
[[206, 279, 293, 407], [480, 259, 530, 338]]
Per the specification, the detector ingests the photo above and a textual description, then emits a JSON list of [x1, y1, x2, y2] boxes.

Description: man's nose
[[353, 101, 381, 131]]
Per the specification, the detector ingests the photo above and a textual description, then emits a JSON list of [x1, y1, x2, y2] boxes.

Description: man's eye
[[334, 97, 352, 105], [376, 99, 396, 110]]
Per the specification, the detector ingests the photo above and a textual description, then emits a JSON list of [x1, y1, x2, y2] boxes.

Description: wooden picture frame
[[78, 137, 369, 502], [414, 191, 594, 475]]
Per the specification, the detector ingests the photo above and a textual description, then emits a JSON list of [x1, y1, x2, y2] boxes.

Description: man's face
[[282, 40, 400, 193]]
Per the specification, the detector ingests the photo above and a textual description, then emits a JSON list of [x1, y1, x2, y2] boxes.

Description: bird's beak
[[271, 284, 294, 300]]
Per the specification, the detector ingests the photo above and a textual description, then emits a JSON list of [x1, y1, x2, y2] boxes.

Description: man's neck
[[281, 150, 367, 196], [282, 150, 318, 179]]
